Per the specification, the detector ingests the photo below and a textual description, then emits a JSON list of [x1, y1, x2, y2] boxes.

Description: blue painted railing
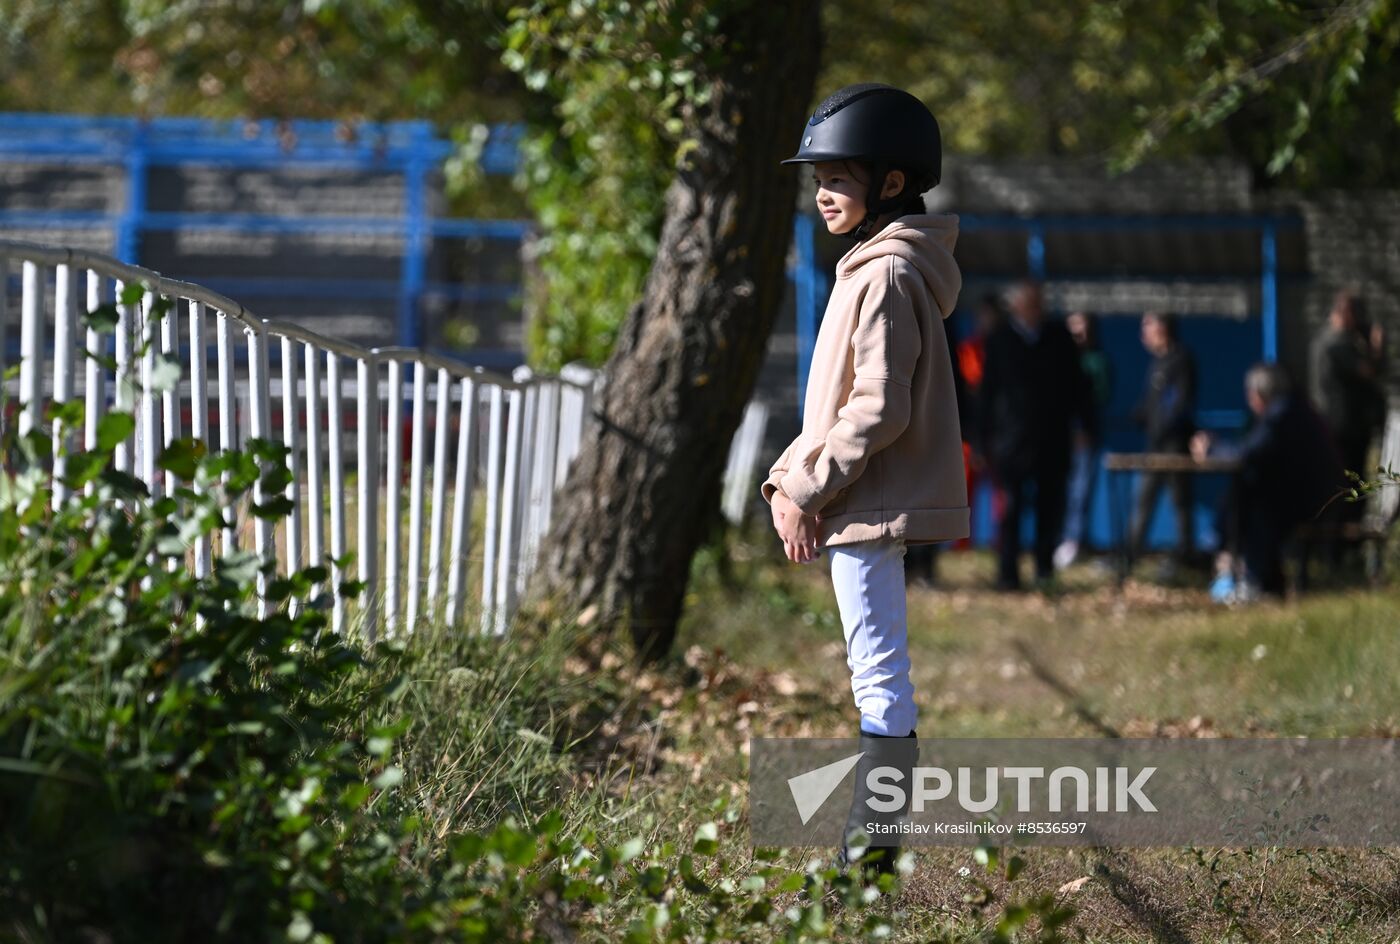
[[0, 113, 527, 358]]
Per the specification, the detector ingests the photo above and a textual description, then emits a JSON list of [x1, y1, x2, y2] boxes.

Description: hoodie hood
[[836, 213, 961, 318]]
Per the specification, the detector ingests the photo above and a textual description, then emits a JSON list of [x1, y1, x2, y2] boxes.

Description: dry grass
[[624, 529, 1400, 942]]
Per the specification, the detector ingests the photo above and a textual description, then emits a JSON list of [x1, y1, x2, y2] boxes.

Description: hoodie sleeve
[[759, 440, 795, 505], [778, 258, 921, 516]]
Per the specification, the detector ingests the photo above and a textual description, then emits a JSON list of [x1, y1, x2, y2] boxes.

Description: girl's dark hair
[[842, 159, 927, 216]]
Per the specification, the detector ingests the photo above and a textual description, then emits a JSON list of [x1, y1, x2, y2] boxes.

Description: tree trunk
[[525, 0, 822, 661]]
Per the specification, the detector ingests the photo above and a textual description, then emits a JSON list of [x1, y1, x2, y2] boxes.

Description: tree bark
[[525, 0, 822, 661]]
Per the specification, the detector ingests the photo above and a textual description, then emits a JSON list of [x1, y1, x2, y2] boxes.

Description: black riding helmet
[[783, 83, 942, 240]]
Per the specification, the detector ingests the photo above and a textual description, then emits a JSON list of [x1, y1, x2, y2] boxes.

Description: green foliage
[[823, 0, 1400, 188], [1117, 0, 1400, 186], [499, 2, 732, 370], [0, 426, 418, 936], [0, 0, 519, 124]]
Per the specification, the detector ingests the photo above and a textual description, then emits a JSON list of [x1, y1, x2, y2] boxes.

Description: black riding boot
[[836, 730, 919, 880]]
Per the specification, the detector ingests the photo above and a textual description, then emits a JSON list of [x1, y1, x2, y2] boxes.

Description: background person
[[1191, 364, 1346, 599], [1130, 310, 1197, 567], [1310, 289, 1386, 498], [978, 281, 1097, 590], [956, 294, 1008, 550], [1056, 310, 1112, 569]]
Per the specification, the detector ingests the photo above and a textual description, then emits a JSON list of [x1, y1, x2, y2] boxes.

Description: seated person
[[1191, 364, 1346, 598]]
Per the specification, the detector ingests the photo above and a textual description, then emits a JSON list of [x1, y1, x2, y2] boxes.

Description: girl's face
[[812, 160, 869, 235]]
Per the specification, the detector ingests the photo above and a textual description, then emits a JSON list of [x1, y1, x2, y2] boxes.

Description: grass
[[643, 527, 1400, 941], [219, 484, 1400, 939]]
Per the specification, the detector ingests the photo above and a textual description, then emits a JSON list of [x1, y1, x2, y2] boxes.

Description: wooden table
[[1102, 451, 1242, 587]]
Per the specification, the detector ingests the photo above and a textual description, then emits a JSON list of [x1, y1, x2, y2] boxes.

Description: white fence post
[[426, 366, 451, 611], [280, 335, 302, 615], [495, 387, 523, 635], [356, 354, 381, 641], [384, 358, 403, 636], [18, 261, 42, 441], [247, 323, 273, 617], [445, 376, 476, 627], [216, 309, 239, 553], [190, 300, 211, 579], [327, 351, 348, 634], [304, 342, 324, 598], [480, 384, 504, 635], [83, 270, 107, 498], [51, 264, 77, 507], [406, 360, 428, 627]]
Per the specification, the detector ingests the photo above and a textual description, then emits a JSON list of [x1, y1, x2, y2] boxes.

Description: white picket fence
[[0, 238, 768, 641]]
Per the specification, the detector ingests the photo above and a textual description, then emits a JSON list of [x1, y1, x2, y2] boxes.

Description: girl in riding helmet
[[761, 83, 967, 877]]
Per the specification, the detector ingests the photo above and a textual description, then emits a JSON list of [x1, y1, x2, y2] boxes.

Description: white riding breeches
[[827, 539, 916, 737]]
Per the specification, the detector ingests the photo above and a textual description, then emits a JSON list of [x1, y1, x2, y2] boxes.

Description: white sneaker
[[1053, 540, 1079, 571]]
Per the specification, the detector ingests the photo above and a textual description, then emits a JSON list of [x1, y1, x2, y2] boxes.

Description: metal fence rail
[[0, 238, 768, 641]]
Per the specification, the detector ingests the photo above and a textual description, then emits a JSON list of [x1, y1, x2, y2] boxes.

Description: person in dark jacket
[[1130, 311, 1197, 563], [979, 281, 1097, 589], [1309, 290, 1385, 507], [1192, 364, 1346, 598], [1055, 310, 1112, 569]]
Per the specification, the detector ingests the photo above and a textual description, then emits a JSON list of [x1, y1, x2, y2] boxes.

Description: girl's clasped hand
[[770, 491, 820, 564]]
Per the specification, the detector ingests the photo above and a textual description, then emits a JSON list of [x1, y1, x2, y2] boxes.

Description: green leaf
[[692, 821, 719, 856], [119, 282, 147, 306], [83, 303, 121, 332], [157, 438, 206, 480], [96, 412, 135, 452]]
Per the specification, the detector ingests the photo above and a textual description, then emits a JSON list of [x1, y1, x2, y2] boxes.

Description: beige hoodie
[[761, 213, 969, 546]]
